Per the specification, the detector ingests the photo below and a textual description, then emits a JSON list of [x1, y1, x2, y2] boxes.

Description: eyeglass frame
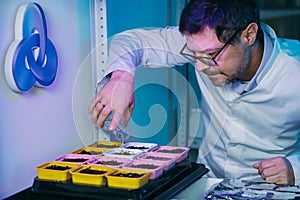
[[180, 31, 239, 66]]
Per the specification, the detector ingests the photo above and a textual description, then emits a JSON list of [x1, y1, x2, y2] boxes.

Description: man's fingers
[[252, 162, 260, 171], [91, 102, 105, 124], [88, 93, 103, 114], [96, 105, 112, 128], [123, 101, 135, 126], [260, 160, 276, 169], [261, 165, 278, 179], [109, 109, 126, 131], [252, 157, 295, 185]]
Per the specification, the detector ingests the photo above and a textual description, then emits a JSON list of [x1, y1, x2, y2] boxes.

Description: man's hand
[[252, 156, 295, 185], [87, 70, 135, 131]]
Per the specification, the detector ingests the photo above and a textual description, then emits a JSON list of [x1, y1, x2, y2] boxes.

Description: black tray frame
[[31, 160, 209, 200]]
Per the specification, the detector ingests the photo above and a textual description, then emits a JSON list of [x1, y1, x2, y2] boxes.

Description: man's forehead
[[184, 27, 221, 52]]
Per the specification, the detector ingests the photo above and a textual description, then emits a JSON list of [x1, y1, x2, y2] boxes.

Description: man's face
[[184, 26, 250, 86]]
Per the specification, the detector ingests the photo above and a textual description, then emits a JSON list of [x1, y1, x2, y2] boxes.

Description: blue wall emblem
[[5, 3, 58, 92]]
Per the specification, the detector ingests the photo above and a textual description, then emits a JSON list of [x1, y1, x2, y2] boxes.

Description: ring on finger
[[99, 101, 105, 107]]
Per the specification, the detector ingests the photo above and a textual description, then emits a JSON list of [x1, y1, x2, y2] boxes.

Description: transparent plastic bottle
[[102, 112, 130, 143], [96, 77, 130, 143]]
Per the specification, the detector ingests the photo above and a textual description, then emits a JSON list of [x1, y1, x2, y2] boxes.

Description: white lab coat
[[102, 24, 300, 184]]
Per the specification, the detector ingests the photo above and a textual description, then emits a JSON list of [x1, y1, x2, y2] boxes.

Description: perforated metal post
[[175, 0, 189, 147], [90, 0, 109, 141]]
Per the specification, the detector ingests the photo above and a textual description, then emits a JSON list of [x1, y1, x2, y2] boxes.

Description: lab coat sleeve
[[287, 154, 300, 185], [100, 26, 188, 81]]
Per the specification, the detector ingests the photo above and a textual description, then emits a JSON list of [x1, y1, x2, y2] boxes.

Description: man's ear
[[241, 23, 259, 45]]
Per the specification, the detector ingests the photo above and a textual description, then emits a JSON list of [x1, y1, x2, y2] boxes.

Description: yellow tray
[[106, 168, 150, 189], [88, 141, 122, 149], [71, 147, 110, 156], [36, 161, 80, 181], [70, 164, 116, 186]]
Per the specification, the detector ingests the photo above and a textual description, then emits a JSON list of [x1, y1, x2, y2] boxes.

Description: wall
[[0, 0, 92, 198], [0, 0, 179, 198]]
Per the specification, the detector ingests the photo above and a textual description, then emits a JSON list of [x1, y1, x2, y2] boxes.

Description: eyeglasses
[[180, 31, 239, 67]]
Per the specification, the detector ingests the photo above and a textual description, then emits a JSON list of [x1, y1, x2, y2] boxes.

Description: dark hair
[[179, 0, 263, 43]]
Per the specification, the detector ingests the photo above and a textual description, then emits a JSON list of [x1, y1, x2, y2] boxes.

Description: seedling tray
[[72, 147, 110, 155], [120, 142, 158, 152], [90, 156, 132, 168], [106, 168, 151, 189], [123, 159, 165, 180], [151, 146, 190, 162], [137, 152, 177, 171], [70, 164, 116, 186], [88, 141, 122, 149], [31, 160, 209, 200], [104, 147, 144, 160], [55, 154, 97, 164]]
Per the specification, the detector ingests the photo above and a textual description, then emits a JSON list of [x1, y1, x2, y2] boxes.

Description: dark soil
[[112, 173, 144, 178], [144, 156, 171, 161], [130, 164, 158, 169], [113, 151, 134, 155], [96, 160, 123, 166], [157, 149, 185, 154], [62, 158, 88, 162], [125, 146, 149, 150], [78, 150, 103, 155], [45, 165, 71, 171], [95, 144, 118, 148], [79, 168, 107, 175]]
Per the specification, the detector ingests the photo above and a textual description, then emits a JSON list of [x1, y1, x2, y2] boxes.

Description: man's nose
[[195, 60, 209, 72]]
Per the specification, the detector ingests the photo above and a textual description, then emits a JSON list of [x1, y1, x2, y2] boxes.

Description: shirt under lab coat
[[100, 23, 300, 185]]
